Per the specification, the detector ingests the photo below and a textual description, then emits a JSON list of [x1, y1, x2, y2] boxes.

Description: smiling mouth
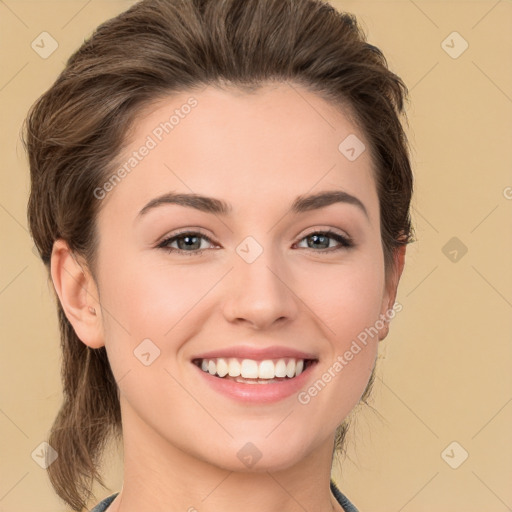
[[192, 357, 318, 383]]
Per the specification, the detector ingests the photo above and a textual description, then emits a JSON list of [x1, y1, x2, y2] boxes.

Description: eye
[[156, 229, 353, 257], [294, 230, 353, 254], [157, 230, 217, 256]]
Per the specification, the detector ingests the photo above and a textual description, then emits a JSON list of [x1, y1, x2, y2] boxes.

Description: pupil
[[179, 235, 200, 250], [309, 234, 328, 249]]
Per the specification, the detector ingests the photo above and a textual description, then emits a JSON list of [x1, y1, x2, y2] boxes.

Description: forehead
[[99, 82, 379, 224]]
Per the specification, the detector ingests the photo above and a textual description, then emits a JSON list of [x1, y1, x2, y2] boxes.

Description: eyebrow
[[137, 190, 369, 220]]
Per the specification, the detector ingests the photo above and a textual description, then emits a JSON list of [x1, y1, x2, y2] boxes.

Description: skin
[[51, 82, 405, 512]]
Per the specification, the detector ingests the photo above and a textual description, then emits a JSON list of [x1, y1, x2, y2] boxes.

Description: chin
[[200, 434, 313, 473]]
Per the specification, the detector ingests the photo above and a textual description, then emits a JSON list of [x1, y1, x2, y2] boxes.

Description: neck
[[107, 398, 345, 512]]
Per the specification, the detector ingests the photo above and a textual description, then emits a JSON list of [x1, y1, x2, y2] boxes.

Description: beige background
[[1, 1, 511, 511]]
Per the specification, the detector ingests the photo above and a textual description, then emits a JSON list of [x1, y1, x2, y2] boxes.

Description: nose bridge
[[222, 234, 298, 327]]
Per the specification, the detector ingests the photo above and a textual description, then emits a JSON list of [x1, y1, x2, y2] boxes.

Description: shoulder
[[90, 486, 357, 512], [330, 479, 359, 512], [90, 492, 119, 512]]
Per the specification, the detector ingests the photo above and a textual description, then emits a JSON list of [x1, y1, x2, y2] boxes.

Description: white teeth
[[274, 359, 287, 377], [258, 360, 275, 379], [240, 359, 259, 379], [196, 357, 310, 380], [227, 358, 241, 377], [216, 358, 229, 377], [286, 359, 295, 378], [295, 359, 304, 377]]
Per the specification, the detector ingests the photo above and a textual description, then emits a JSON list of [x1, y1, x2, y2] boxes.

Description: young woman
[[24, 0, 414, 510]]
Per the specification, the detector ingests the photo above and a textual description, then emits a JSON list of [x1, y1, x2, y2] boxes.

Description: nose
[[222, 243, 299, 330]]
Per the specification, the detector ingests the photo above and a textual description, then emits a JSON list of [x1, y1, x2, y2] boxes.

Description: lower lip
[[192, 361, 318, 403]]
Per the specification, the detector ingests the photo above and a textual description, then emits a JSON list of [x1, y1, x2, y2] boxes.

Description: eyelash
[[156, 229, 353, 257]]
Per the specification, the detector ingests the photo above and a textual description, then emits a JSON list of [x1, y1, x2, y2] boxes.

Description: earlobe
[[50, 239, 104, 348]]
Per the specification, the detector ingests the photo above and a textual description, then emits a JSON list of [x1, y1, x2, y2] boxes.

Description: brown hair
[[23, 0, 414, 509]]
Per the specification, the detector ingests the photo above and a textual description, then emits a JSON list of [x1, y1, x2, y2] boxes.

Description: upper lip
[[192, 345, 318, 361]]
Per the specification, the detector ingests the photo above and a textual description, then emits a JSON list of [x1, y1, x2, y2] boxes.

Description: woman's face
[[90, 83, 400, 471]]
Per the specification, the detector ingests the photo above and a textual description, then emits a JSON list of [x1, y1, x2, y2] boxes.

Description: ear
[[50, 238, 104, 348], [378, 244, 407, 341]]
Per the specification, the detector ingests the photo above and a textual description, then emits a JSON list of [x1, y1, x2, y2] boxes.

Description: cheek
[[305, 257, 385, 342], [294, 279, 383, 425], [300, 255, 384, 399], [96, 258, 199, 428], [98, 257, 213, 399], [99, 254, 217, 348]]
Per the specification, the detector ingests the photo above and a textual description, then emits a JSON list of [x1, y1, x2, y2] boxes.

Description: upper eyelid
[[156, 228, 214, 245]]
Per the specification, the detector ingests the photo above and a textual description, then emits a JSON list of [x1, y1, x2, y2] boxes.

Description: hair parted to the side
[[23, 0, 414, 509]]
